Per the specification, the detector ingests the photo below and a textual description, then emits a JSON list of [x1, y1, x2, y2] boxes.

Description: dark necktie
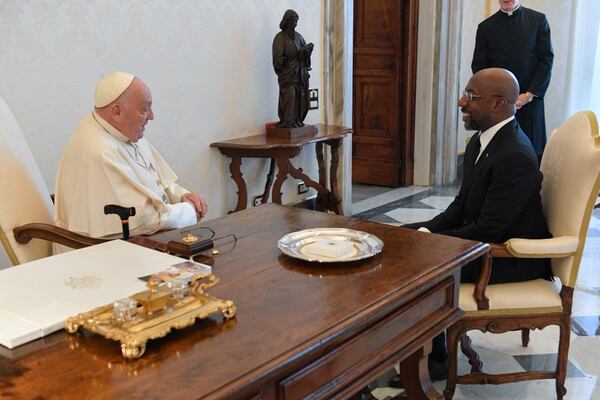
[[471, 132, 481, 166]]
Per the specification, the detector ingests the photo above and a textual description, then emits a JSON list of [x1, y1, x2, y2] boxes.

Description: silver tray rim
[[277, 227, 384, 263]]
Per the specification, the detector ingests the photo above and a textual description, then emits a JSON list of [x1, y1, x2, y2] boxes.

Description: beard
[[462, 113, 479, 131]]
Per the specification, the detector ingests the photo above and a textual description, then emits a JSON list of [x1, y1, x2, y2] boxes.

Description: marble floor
[[352, 184, 600, 400]]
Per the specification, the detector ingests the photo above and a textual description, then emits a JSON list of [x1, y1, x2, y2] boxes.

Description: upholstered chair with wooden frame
[[0, 95, 104, 266], [444, 110, 600, 400]]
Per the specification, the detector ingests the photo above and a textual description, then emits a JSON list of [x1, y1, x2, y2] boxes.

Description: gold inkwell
[[132, 278, 172, 315]]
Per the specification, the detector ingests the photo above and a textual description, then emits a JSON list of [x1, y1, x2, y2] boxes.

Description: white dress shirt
[[476, 116, 515, 163]]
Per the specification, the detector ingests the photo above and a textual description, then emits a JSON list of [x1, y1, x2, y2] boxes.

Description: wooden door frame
[[399, 0, 419, 185], [350, 0, 419, 187]]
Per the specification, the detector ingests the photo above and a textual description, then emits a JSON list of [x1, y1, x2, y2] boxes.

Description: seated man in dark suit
[[390, 67, 552, 386]]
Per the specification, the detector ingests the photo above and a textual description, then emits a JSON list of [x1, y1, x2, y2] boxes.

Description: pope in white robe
[[55, 72, 207, 243]]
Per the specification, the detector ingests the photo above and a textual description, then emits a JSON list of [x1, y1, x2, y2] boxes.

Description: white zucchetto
[[94, 72, 135, 108]]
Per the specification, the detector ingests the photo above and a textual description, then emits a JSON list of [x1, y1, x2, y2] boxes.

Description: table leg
[[228, 156, 248, 213], [315, 142, 326, 211], [398, 343, 443, 400], [272, 156, 289, 204], [287, 160, 330, 209], [327, 139, 342, 215], [261, 158, 276, 204]]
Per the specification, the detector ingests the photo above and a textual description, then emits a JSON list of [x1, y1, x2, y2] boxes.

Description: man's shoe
[[388, 374, 403, 388], [387, 358, 448, 388]]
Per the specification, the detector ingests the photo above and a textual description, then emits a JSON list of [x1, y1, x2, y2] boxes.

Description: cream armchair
[[0, 95, 104, 266], [444, 110, 600, 400]]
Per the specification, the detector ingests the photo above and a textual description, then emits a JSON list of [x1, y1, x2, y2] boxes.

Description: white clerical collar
[[92, 111, 129, 143], [500, 4, 521, 16], [476, 116, 515, 162]]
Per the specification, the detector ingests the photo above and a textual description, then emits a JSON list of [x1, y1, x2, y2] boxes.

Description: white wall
[[457, 0, 574, 152], [0, 1, 323, 267], [0, 0, 323, 218]]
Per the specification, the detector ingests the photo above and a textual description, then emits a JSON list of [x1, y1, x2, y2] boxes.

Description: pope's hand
[[181, 192, 208, 220]]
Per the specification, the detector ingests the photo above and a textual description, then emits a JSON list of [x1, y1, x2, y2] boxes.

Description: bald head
[[473, 68, 520, 104], [459, 68, 519, 132]]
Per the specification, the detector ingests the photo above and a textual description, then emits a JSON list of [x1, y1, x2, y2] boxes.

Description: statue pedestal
[[268, 125, 318, 138]]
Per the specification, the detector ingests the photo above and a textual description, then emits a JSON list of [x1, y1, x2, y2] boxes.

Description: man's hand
[[181, 192, 208, 220], [515, 92, 534, 109]]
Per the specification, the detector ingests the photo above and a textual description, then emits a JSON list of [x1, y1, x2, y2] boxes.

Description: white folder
[[0, 240, 210, 349]]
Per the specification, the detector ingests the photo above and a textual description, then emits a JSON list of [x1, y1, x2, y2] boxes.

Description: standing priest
[[472, 0, 553, 161]]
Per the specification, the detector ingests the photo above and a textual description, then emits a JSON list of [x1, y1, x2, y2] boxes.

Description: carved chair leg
[[555, 317, 571, 399], [459, 333, 483, 373], [521, 328, 530, 347], [444, 324, 461, 400]]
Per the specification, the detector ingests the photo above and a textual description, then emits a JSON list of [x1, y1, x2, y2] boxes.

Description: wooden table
[[0, 205, 488, 399], [210, 124, 351, 214]]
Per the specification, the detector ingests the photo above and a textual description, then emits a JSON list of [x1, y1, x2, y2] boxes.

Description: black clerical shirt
[[472, 6, 553, 99]]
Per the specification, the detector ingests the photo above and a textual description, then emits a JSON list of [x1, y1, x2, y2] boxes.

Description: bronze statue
[[272, 9, 314, 129]]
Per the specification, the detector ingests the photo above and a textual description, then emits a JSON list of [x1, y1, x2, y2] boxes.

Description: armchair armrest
[[473, 251, 492, 310], [13, 223, 107, 250], [470, 236, 577, 310], [505, 236, 578, 258], [489, 243, 513, 258], [473, 243, 513, 309]]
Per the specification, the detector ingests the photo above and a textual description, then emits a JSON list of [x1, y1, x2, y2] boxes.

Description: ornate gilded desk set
[[65, 272, 236, 359]]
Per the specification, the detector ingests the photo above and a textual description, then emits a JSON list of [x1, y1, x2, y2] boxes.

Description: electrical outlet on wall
[[309, 88, 319, 110], [297, 182, 309, 194]]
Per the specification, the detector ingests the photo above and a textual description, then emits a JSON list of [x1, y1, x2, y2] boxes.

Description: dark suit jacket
[[416, 120, 552, 283], [472, 6, 553, 158]]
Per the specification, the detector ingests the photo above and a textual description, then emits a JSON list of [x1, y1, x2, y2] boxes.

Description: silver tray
[[277, 228, 384, 263]]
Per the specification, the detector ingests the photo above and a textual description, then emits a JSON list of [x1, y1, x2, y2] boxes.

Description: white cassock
[[55, 111, 196, 243]]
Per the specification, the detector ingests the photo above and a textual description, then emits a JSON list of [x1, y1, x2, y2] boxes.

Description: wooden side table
[[210, 124, 352, 214]]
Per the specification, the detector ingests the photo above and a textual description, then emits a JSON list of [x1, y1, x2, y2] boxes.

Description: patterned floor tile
[[451, 377, 595, 400], [572, 287, 600, 317], [353, 186, 457, 220], [385, 207, 443, 225], [352, 186, 430, 216], [466, 326, 575, 357], [572, 316, 600, 337], [419, 195, 456, 210], [367, 213, 402, 225], [569, 336, 600, 384], [513, 353, 587, 378], [352, 183, 396, 203]]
